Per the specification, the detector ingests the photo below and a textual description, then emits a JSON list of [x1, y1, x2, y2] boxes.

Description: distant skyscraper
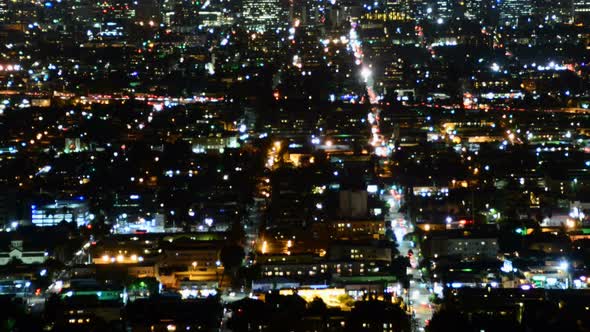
[[289, 0, 325, 26], [386, 0, 410, 14], [1, 0, 38, 25], [433, 0, 454, 21], [498, 0, 573, 24], [574, 0, 590, 18], [499, 0, 533, 25], [463, 0, 489, 21], [0, 0, 7, 24], [389, 0, 429, 20], [243, 0, 282, 32], [535, 0, 573, 23], [160, 0, 201, 28]]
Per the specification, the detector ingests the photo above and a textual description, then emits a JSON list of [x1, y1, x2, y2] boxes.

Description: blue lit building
[[31, 199, 91, 227]]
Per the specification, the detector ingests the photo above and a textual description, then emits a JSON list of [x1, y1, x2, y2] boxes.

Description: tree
[[391, 256, 411, 284], [220, 244, 245, 282], [427, 304, 471, 332], [236, 264, 260, 287], [228, 218, 246, 246], [308, 297, 328, 314]]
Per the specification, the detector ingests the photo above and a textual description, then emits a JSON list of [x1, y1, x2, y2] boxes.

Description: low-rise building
[[0, 240, 47, 265], [422, 230, 499, 260]]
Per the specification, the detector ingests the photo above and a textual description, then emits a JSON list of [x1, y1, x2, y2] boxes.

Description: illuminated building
[[463, 0, 490, 20], [111, 192, 166, 234], [0, 240, 47, 265], [499, 0, 534, 25], [574, 0, 590, 17], [191, 136, 240, 154], [433, 0, 454, 21], [329, 220, 387, 240], [383, 58, 405, 90], [421, 230, 499, 260], [0, 0, 8, 24], [162, 0, 199, 27], [64, 138, 85, 153], [31, 199, 91, 227], [94, 0, 135, 21], [198, 10, 235, 27], [242, 0, 282, 32], [1, 0, 38, 25], [113, 215, 166, 234], [0, 280, 34, 296], [289, 0, 324, 26], [385, 0, 412, 19], [534, 0, 573, 23], [257, 252, 393, 279]]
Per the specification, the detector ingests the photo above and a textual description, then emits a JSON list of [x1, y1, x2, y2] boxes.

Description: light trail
[[347, 21, 388, 156]]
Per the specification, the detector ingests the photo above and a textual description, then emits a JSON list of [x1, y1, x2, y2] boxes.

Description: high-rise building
[[289, 0, 325, 26], [535, 0, 573, 23], [574, 0, 590, 20], [2, 0, 38, 26], [499, 0, 534, 25], [386, 0, 411, 16], [0, 0, 8, 24], [162, 0, 200, 28], [463, 0, 490, 21], [432, 0, 455, 22], [243, 0, 283, 32]]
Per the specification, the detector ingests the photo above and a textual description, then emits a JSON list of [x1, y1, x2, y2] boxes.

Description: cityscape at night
[[1, 0, 590, 331]]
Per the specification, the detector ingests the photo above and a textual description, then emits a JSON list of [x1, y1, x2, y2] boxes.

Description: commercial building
[[31, 199, 91, 227], [499, 0, 534, 25], [242, 0, 282, 32], [422, 230, 499, 260], [574, 0, 590, 18]]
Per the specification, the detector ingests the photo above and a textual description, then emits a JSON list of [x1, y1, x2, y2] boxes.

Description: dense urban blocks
[[0, 0, 590, 331]]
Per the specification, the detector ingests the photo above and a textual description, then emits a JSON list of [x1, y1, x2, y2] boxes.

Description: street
[[385, 192, 433, 331]]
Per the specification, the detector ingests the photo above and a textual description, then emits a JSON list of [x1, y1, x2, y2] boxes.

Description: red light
[[87, 224, 92, 229]]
